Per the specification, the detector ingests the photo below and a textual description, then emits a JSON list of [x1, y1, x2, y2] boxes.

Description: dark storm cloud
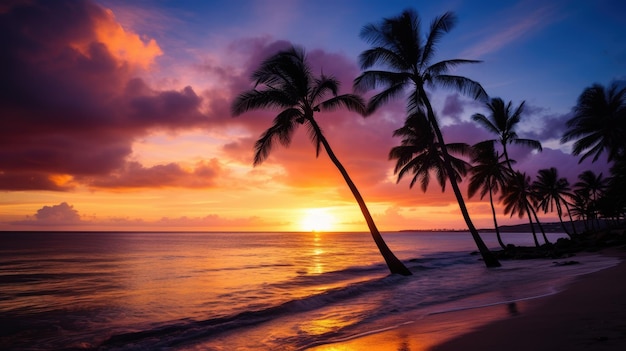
[[0, 0, 209, 190]]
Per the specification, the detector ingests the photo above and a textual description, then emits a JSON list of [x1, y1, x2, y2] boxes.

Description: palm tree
[[354, 9, 500, 267], [472, 97, 547, 241], [574, 170, 607, 230], [561, 82, 626, 163], [606, 156, 626, 222], [569, 192, 590, 231], [389, 111, 471, 193], [472, 97, 543, 169], [232, 46, 411, 275], [531, 167, 576, 237], [468, 142, 513, 249], [501, 172, 541, 247]]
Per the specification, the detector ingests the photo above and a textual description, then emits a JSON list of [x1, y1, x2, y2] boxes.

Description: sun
[[300, 208, 336, 232]]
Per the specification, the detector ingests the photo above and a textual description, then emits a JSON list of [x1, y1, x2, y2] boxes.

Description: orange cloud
[[70, 7, 162, 69]]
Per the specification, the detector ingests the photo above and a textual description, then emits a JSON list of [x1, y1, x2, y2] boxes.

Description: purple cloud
[[0, 0, 210, 190], [11, 202, 83, 225]]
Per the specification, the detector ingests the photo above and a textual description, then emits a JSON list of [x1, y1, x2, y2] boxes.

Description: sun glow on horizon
[[300, 208, 336, 232]]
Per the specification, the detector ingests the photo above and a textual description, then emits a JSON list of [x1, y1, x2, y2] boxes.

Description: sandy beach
[[308, 247, 626, 351]]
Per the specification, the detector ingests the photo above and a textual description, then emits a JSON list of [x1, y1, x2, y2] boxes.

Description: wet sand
[[307, 248, 626, 351]]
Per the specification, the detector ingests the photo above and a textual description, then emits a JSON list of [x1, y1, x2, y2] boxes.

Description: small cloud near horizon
[[7, 202, 286, 230]]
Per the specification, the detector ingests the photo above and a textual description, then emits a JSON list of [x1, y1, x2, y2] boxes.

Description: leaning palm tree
[[390, 111, 471, 193], [232, 46, 411, 275], [472, 98, 543, 170], [354, 9, 500, 267], [468, 142, 513, 249], [531, 167, 576, 237], [561, 82, 626, 163]]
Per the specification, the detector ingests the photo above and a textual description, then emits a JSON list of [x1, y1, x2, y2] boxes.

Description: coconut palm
[[574, 170, 606, 203], [472, 97, 543, 170], [573, 170, 607, 230], [605, 156, 626, 222], [232, 46, 411, 275], [354, 9, 500, 267], [389, 111, 471, 193], [468, 142, 513, 249], [561, 82, 626, 163], [472, 97, 546, 241], [569, 192, 590, 231], [500, 172, 541, 247], [531, 167, 576, 237]]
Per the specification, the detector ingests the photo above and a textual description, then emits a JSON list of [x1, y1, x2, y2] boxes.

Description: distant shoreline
[[401, 219, 608, 234]]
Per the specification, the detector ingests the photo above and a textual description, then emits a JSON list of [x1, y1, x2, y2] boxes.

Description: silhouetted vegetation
[[232, 46, 411, 275], [231, 8, 625, 269], [354, 9, 500, 268]]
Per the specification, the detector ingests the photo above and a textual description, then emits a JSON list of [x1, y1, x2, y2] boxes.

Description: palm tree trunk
[[488, 184, 506, 249], [502, 145, 549, 246], [524, 203, 540, 247], [422, 95, 501, 267], [311, 120, 412, 276], [529, 204, 550, 245], [563, 202, 578, 235], [555, 202, 572, 238]]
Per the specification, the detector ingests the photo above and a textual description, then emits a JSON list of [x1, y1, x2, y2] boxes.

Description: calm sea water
[[0, 231, 619, 350]]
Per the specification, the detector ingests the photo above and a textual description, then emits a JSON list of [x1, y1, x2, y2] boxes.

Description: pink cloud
[[85, 159, 223, 189], [462, 4, 560, 58]]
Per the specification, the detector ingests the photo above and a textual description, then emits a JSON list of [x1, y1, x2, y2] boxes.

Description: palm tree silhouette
[[472, 97, 543, 169], [562, 82, 626, 163], [605, 157, 626, 221], [232, 46, 411, 275], [532, 167, 576, 237], [354, 9, 500, 268], [389, 111, 471, 193], [569, 192, 590, 231], [468, 142, 513, 249], [472, 97, 547, 243], [573, 170, 607, 231], [500, 172, 542, 247]]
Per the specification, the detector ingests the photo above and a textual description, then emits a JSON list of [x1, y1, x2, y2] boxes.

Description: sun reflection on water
[[300, 316, 350, 335]]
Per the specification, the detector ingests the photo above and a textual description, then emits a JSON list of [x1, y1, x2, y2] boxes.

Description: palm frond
[[431, 75, 488, 100], [471, 114, 500, 136], [304, 118, 324, 157], [319, 94, 367, 115], [354, 70, 409, 93], [359, 22, 384, 46], [311, 75, 339, 104], [231, 89, 295, 116], [445, 142, 472, 157], [426, 59, 482, 77], [422, 12, 456, 66], [252, 109, 301, 165], [358, 47, 407, 71], [507, 100, 525, 127], [512, 138, 542, 152], [366, 82, 408, 114]]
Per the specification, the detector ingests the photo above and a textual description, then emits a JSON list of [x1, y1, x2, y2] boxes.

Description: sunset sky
[[1, 0, 624, 232]]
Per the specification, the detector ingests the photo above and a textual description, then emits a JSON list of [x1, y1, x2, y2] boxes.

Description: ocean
[[0, 231, 619, 350]]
